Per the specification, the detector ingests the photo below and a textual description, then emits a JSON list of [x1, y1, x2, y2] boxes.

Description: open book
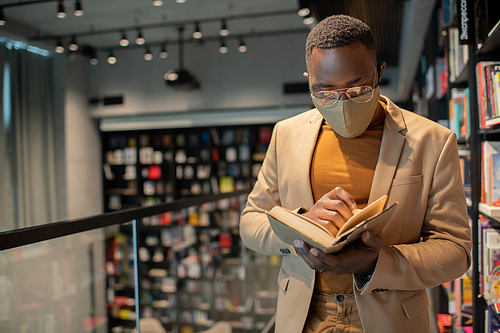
[[266, 195, 397, 254]]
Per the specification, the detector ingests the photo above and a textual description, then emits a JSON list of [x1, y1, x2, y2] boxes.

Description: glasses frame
[[309, 64, 381, 107]]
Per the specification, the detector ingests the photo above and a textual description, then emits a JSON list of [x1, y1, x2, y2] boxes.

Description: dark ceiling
[[310, 0, 405, 66]]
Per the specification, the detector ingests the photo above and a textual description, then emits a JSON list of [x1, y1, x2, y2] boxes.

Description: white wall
[[65, 54, 103, 218], [89, 32, 313, 117]]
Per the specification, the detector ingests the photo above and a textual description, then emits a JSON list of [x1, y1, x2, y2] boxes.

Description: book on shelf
[[266, 195, 397, 254], [458, 149, 471, 200], [449, 88, 470, 138], [482, 142, 500, 208], [491, 153, 500, 207], [486, 306, 500, 332], [479, 221, 500, 298], [476, 61, 500, 128], [448, 27, 469, 83], [435, 57, 448, 100]]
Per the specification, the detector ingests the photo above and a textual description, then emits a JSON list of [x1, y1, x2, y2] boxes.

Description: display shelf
[[477, 20, 500, 56], [451, 63, 469, 86], [480, 128, 500, 135], [479, 203, 500, 220], [457, 137, 469, 145]]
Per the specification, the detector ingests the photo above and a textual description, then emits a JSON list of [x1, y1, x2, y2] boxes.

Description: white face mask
[[313, 86, 380, 138]]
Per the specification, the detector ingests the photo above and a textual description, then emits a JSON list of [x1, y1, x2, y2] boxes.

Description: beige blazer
[[240, 96, 472, 333]]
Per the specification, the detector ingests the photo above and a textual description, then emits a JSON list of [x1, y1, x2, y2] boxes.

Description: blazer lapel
[[368, 97, 408, 205], [292, 110, 323, 209]]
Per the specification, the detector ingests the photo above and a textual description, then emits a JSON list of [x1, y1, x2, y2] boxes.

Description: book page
[[337, 195, 388, 236], [267, 208, 333, 237]]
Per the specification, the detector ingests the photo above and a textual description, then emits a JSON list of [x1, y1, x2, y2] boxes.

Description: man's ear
[[377, 62, 387, 82]]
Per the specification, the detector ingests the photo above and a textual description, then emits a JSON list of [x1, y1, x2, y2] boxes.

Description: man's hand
[[303, 187, 357, 235], [293, 231, 383, 275]]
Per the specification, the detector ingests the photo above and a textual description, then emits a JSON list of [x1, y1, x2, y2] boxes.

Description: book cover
[[483, 142, 500, 206], [266, 195, 397, 254], [491, 153, 500, 206]]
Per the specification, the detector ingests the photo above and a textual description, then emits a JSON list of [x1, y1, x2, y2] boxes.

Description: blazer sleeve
[[357, 132, 472, 294], [239, 122, 298, 257]]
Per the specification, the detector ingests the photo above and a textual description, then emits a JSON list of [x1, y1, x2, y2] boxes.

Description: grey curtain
[[0, 42, 59, 232]]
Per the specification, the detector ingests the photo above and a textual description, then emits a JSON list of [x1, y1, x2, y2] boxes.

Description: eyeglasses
[[311, 85, 376, 107], [309, 66, 380, 107]]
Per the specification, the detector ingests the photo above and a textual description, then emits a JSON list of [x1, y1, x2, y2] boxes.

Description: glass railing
[[0, 190, 279, 333]]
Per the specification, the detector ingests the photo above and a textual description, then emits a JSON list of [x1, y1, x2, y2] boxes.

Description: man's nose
[[338, 91, 350, 101]]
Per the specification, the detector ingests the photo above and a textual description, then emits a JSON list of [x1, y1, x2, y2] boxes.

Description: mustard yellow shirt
[[311, 101, 386, 294]]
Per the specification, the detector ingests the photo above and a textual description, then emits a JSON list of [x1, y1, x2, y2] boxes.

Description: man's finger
[[321, 200, 354, 224], [327, 187, 357, 210], [361, 231, 383, 250]]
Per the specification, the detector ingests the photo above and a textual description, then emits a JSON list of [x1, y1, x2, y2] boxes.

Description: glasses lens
[[346, 86, 374, 103], [312, 91, 339, 107]]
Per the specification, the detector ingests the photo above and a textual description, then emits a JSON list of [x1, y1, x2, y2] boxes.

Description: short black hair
[[305, 14, 377, 67]]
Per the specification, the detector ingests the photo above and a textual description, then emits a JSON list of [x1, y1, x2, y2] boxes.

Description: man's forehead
[[309, 47, 374, 75]]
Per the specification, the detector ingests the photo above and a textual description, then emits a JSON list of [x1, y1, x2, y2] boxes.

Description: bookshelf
[[427, 0, 500, 331], [101, 124, 279, 332]]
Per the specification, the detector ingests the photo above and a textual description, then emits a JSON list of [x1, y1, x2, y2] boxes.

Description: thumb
[[361, 231, 383, 250]]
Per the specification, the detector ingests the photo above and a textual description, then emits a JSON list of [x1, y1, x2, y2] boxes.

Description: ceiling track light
[[0, 8, 5, 26], [219, 40, 228, 54], [69, 35, 78, 51], [152, 0, 163, 6], [220, 19, 229, 36], [74, 0, 84, 16], [193, 21, 202, 39], [160, 44, 168, 59], [302, 13, 315, 25], [119, 30, 129, 47], [144, 47, 153, 61], [136, 29, 145, 45], [238, 38, 247, 53], [107, 50, 116, 64], [90, 52, 98, 65], [57, 0, 66, 19], [55, 38, 64, 53], [297, 0, 310, 17]]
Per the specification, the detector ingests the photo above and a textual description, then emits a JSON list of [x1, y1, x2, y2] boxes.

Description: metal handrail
[[261, 313, 276, 333], [0, 189, 251, 251]]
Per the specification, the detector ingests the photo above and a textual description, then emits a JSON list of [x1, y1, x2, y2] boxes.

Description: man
[[240, 15, 471, 333]]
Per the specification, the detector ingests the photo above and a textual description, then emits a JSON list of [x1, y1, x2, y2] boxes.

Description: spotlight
[[219, 19, 229, 36], [107, 51, 117, 64], [297, 0, 310, 17], [176, 0, 186, 3], [160, 44, 168, 59], [238, 38, 247, 53], [119, 31, 129, 47], [219, 40, 228, 54], [90, 54, 98, 65], [136, 29, 145, 45], [303, 14, 315, 25], [74, 0, 84, 16], [55, 38, 64, 53], [193, 22, 202, 39], [144, 47, 153, 61], [69, 35, 78, 51], [0, 8, 5, 26], [57, 0, 66, 18], [164, 70, 178, 81], [152, 0, 163, 6]]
